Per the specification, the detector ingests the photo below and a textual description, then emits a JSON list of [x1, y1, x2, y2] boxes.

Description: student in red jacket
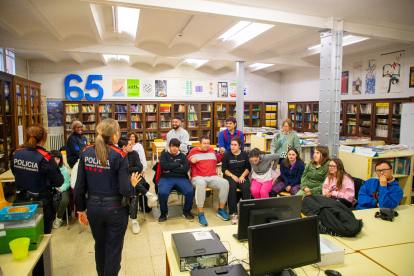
[[188, 135, 229, 226]]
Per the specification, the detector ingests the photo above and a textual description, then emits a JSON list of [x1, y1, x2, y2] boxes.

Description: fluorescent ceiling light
[[218, 21, 274, 47], [249, 63, 274, 70], [103, 54, 130, 63], [185, 59, 209, 67], [112, 6, 140, 39], [307, 35, 369, 50]]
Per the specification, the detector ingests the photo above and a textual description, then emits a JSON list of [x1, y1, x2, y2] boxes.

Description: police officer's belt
[[89, 195, 123, 202], [16, 190, 51, 201]]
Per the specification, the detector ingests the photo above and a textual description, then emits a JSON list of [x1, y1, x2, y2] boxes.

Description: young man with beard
[[165, 116, 189, 154]]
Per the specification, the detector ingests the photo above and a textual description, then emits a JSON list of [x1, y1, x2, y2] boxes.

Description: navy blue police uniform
[[66, 132, 87, 168], [11, 145, 64, 234], [74, 144, 134, 276]]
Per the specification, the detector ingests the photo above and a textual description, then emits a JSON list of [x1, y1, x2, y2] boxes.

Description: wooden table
[[0, 234, 53, 276], [333, 205, 414, 251], [0, 169, 15, 183]]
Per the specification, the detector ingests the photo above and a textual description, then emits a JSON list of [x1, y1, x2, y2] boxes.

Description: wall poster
[[112, 79, 125, 97], [379, 50, 405, 93], [168, 80, 180, 97], [365, 59, 376, 94], [205, 81, 216, 97], [140, 79, 154, 97], [47, 100, 63, 127], [341, 71, 349, 95], [181, 80, 193, 96], [155, 80, 167, 97], [127, 79, 140, 97], [352, 61, 363, 95], [218, 82, 228, 98], [229, 82, 237, 97], [194, 81, 204, 97]]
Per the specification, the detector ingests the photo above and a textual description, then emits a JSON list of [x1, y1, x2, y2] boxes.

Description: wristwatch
[[230, 174, 233, 177]]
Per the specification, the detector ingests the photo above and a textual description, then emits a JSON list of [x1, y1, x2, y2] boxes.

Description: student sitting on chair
[[50, 150, 71, 229], [164, 116, 190, 154], [221, 136, 251, 224], [218, 116, 244, 153], [356, 159, 403, 210], [249, 148, 280, 199], [118, 137, 158, 234], [272, 148, 304, 196], [322, 158, 355, 208], [158, 138, 194, 223], [296, 146, 330, 197], [188, 135, 229, 226]]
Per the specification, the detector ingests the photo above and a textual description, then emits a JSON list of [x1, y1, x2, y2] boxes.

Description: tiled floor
[[51, 162, 230, 276]]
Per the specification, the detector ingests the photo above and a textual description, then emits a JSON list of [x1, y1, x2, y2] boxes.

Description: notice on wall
[[194, 81, 204, 97], [127, 79, 140, 97], [218, 82, 228, 97], [112, 79, 125, 97], [47, 100, 63, 127], [205, 81, 216, 97], [229, 82, 237, 97], [140, 79, 154, 97], [155, 80, 167, 97], [181, 80, 193, 97]]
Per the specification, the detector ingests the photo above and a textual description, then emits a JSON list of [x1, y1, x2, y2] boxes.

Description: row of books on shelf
[[99, 104, 112, 112], [265, 120, 277, 127], [265, 105, 277, 111], [188, 105, 197, 113], [376, 106, 389, 114], [160, 105, 171, 112], [360, 104, 371, 114], [161, 122, 171, 128], [265, 113, 276, 119], [146, 132, 157, 139], [296, 106, 302, 112], [393, 103, 402, 115], [131, 115, 141, 122], [84, 123, 96, 131], [160, 115, 170, 121], [188, 114, 198, 121], [188, 121, 198, 127], [304, 105, 313, 112], [305, 114, 318, 122], [371, 157, 411, 177], [84, 114, 95, 122], [146, 115, 157, 121], [116, 114, 127, 121], [147, 122, 157, 128], [375, 125, 388, 137], [176, 105, 185, 112], [217, 105, 226, 111], [85, 134, 95, 143], [66, 115, 79, 122], [145, 105, 157, 112], [131, 122, 142, 129], [305, 122, 318, 130], [66, 105, 79, 113], [296, 115, 303, 121], [131, 104, 142, 113], [201, 121, 211, 127], [301, 147, 315, 162], [202, 105, 212, 112], [115, 105, 127, 113], [347, 104, 357, 114], [82, 105, 95, 113]]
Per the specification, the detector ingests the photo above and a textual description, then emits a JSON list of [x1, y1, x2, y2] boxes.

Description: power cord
[[311, 263, 324, 276], [221, 240, 232, 257]]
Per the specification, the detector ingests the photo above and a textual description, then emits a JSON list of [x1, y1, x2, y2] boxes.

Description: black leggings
[[224, 175, 251, 215]]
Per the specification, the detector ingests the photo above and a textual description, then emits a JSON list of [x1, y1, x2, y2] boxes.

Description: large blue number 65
[[65, 74, 84, 101], [85, 75, 103, 101]]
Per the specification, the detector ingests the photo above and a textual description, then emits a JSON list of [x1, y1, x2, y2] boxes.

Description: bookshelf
[[0, 72, 15, 173], [251, 135, 273, 153], [287, 102, 318, 132], [186, 102, 213, 142], [339, 150, 414, 205], [343, 101, 373, 137], [264, 102, 278, 128]]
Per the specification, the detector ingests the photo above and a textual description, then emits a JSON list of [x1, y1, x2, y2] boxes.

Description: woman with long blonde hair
[[74, 119, 140, 276]]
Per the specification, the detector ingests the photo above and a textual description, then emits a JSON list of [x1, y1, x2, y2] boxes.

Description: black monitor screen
[[236, 195, 302, 241], [248, 216, 320, 276]]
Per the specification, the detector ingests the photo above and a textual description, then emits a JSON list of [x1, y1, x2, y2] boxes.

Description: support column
[[318, 20, 343, 158], [236, 61, 245, 131]]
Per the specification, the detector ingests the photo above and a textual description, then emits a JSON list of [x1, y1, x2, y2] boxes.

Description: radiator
[[49, 134, 65, 151]]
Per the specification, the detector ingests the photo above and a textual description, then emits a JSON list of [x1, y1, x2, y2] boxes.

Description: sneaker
[[53, 218, 62, 229], [159, 212, 168, 223], [146, 192, 158, 205], [231, 214, 238, 225], [198, 212, 208, 227], [182, 211, 194, 222], [131, 220, 140, 234], [217, 208, 230, 221]]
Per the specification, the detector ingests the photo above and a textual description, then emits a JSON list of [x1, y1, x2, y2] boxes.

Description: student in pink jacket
[[322, 158, 355, 208]]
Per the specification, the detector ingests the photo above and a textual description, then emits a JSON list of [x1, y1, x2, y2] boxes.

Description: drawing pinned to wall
[[127, 79, 140, 97], [244, 83, 249, 97], [194, 81, 204, 97], [410, 66, 414, 88], [379, 50, 405, 93], [229, 82, 237, 97], [155, 80, 167, 97], [168, 80, 180, 97], [341, 71, 349, 95], [218, 82, 228, 98], [112, 79, 125, 97], [205, 81, 216, 97], [365, 59, 376, 94], [352, 61, 363, 95], [140, 79, 154, 97], [47, 100, 63, 127], [181, 80, 193, 96]]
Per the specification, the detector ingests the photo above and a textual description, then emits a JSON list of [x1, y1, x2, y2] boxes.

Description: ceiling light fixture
[[112, 6, 140, 39], [184, 59, 209, 67], [249, 63, 274, 70], [307, 35, 369, 50], [219, 21, 252, 41], [218, 21, 274, 48], [103, 54, 130, 63]]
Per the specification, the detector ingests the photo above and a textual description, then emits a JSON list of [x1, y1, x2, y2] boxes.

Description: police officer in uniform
[[11, 124, 64, 275], [74, 118, 140, 276], [66, 120, 87, 168]]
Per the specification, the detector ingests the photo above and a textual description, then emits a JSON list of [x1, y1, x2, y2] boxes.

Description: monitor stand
[[269, 269, 297, 276]]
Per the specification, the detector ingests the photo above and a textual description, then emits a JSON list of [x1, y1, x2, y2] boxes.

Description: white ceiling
[[0, 0, 413, 73]]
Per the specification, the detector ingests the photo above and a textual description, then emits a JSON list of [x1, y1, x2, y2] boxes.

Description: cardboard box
[[317, 236, 345, 267]]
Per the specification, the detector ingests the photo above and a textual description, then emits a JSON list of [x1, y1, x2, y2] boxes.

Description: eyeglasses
[[376, 168, 391, 174], [328, 165, 337, 168]]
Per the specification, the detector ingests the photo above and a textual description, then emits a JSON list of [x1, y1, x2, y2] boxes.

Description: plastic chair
[[279, 192, 291, 197], [210, 145, 216, 148], [0, 180, 13, 210], [151, 139, 164, 167], [192, 142, 200, 147]]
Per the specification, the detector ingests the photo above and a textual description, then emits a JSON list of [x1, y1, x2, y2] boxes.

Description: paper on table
[[193, 231, 214, 241]]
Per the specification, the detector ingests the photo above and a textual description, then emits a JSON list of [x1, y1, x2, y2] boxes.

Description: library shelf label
[[376, 102, 389, 107], [354, 147, 378, 157], [339, 145, 355, 153], [289, 104, 295, 108], [256, 132, 263, 137]]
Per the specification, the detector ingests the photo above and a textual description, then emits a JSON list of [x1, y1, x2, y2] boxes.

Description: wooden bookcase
[[287, 101, 318, 132], [264, 102, 278, 128], [343, 100, 373, 137], [0, 72, 14, 173], [62, 101, 213, 158]]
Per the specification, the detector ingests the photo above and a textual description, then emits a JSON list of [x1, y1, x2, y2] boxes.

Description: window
[[5, 49, 15, 75]]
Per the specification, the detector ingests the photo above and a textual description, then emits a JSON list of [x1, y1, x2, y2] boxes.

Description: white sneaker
[[231, 214, 238, 225], [53, 218, 63, 229], [131, 220, 140, 234], [146, 192, 158, 204]]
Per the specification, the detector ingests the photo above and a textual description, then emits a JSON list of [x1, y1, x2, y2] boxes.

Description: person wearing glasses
[[66, 120, 87, 168], [356, 159, 403, 210], [322, 158, 355, 208]]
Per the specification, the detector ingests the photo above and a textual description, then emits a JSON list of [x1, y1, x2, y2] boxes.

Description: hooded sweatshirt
[[250, 154, 279, 183], [356, 178, 403, 210]]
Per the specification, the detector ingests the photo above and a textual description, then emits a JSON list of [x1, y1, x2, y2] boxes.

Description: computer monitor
[[248, 216, 321, 276], [234, 195, 302, 241]]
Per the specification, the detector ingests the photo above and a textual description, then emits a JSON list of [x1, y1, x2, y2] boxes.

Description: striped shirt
[[188, 147, 223, 178]]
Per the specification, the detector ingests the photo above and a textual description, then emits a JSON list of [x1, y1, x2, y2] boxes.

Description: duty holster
[[129, 195, 138, 219], [375, 208, 399, 222], [52, 189, 62, 213]]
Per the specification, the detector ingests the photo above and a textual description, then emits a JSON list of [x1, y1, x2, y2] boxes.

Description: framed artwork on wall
[[341, 71, 349, 95]]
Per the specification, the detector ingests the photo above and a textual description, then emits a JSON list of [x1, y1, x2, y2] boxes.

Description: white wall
[[281, 47, 414, 120], [26, 60, 282, 103], [15, 56, 28, 79]]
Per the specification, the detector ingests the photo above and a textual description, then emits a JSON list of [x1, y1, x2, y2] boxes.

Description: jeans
[[158, 177, 194, 213]]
